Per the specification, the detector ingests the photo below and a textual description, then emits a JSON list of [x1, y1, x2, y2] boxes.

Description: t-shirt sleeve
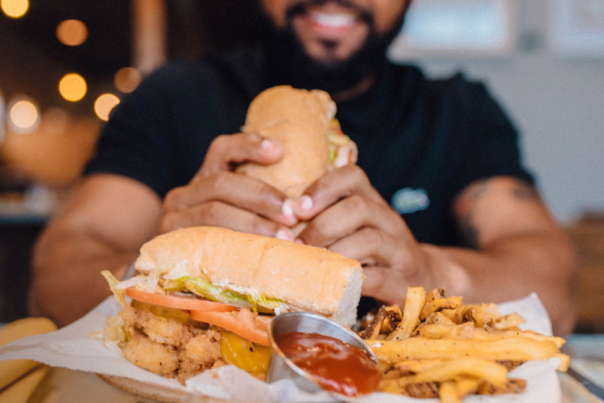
[[83, 65, 181, 197], [453, 81, 535, 194]]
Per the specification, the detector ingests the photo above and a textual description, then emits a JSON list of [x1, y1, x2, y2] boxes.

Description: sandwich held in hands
[[102, 226, 362, 383], [236, 85, 357, 234]]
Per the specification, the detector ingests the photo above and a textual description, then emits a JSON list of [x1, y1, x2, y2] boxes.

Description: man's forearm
[[28, 228, 138, 327], [421, 231, 578, 336]]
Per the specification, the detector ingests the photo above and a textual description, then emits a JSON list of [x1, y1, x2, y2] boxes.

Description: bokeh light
[[0, 91, 5, 143], [1, 0, 29, 18], [56, 19, 88, 46], [59, 73, 87, 102], [8, 96, 39, 134], [94, 93, 120, 121], [113, 67, 142, 93]]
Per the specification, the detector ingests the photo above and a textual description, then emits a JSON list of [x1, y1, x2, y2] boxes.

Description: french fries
[[374, 337, 560, 362], [388, 287, 426, 341], [361, 287, 568, 403]]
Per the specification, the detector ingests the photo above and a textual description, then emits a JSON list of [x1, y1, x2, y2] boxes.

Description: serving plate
[[96, 374, 228, 403]]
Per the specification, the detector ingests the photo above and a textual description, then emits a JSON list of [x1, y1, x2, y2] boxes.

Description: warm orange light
[[94, 94, 120, 121], [40, 107, 69, 135], [9, 99, 39, 133], [0, 92, 5, 143], [1, 0, 29, 18], [113, 67, 142, 93], [56, 19, 88, 46], [59, 73, 87, 102]]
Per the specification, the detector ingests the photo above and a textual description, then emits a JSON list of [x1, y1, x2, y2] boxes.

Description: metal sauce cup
[[266, 312, 379, 394]]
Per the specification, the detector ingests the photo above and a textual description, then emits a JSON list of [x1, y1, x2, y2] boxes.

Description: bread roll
[[135, 226, 362, 327], [236, 85, 336, 199]]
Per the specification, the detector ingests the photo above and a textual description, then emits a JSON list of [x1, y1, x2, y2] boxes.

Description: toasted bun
[[236, 85, 336, 199], [135, 226, 362, 327]]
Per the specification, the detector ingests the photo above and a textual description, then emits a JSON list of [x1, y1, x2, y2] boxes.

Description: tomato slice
[[190, 308, 272, 346], [125, 288, 238, 312]]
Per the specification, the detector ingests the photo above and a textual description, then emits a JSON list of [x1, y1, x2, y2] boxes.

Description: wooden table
[[28, 368, 137, 403], [26, 361, 604, 403]]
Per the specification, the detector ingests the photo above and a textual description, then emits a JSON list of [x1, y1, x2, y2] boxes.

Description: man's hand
[[292, 164, 432, 306], [159, 133, 298, 240], [293, 167, 577, 336]]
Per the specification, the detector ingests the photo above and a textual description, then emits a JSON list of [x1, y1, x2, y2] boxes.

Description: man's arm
[[422, 177, 577, 335], [28, 174, 163, 327], [293, 170, 578, 336], [439, 177, 577, 334]]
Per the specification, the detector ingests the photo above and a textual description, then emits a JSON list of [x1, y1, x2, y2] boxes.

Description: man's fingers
[[296, 195, 401, 248], [159, 200, 294, 240], [361, 265, 414, 303], [197, 133, 283, 178], [163, 172, 296, 226], [293, 165, 384, 221], [159, 133, 290, 236], [328, 227, 386, 266], [361, 266, 391, 300]]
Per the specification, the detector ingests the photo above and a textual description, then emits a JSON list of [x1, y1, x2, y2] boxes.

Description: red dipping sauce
[[273, 331, 381, 396]]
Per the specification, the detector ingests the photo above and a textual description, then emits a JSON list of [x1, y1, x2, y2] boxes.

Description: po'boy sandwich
[[103, 226, 362, 383], [236, 85, 357, 200]]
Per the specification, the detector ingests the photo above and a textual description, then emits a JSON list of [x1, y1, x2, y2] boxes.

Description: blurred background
[[0, 0, 602, 331]]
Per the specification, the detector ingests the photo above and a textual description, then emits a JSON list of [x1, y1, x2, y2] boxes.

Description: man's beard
[[259, 0, 407, 95]]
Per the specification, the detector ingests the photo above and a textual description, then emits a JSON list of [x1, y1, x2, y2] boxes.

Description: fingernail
[[294, 238, 305, 245], [276, 228, 294, 241], [298, 195, 313, 212], [261, 139, 276, 150], [282, 199, 293, 218]]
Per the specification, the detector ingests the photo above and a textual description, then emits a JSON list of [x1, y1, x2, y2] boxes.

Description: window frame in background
[[549, 0, 604, 58], [388, 0, 519, 61]]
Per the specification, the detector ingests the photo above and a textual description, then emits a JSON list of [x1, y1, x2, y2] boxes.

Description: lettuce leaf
[[183, 277, 282, 313], [101, 270, 126, 308]]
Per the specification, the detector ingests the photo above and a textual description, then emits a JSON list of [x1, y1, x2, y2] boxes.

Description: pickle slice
[[220, 330, 271, 376]]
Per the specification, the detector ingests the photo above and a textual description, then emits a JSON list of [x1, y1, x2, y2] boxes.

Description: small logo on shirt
[[391, 188, 430, 215]]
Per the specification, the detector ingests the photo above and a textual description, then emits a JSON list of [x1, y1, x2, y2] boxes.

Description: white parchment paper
[[0, 293, 561, 402]]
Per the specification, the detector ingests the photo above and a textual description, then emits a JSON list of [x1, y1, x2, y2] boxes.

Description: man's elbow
[[551, 234, 580, 337], [27, 284, 45, 319], [26, 270, 59, 325], [27, 236, 68, 326]]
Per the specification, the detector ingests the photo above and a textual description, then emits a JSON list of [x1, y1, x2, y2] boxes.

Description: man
[[28, 0, 577, 335]]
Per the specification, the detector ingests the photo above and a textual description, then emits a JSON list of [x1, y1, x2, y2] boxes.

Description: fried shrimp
[[121, 305, 194, 347], [119, 306, 223, 383], [123, 333, 179, 378], [178, 330, 223, 382], [144, 315, 194, 346]]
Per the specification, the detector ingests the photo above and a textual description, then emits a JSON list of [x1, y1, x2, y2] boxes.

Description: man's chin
[[260, 15, 395, 95], [266, 45, 387, 95], [307, 54, 345, 68], [305, 45, 362, 67]]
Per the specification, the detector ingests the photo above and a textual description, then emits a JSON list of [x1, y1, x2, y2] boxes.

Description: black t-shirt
[[85, 49, 533, 248]]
